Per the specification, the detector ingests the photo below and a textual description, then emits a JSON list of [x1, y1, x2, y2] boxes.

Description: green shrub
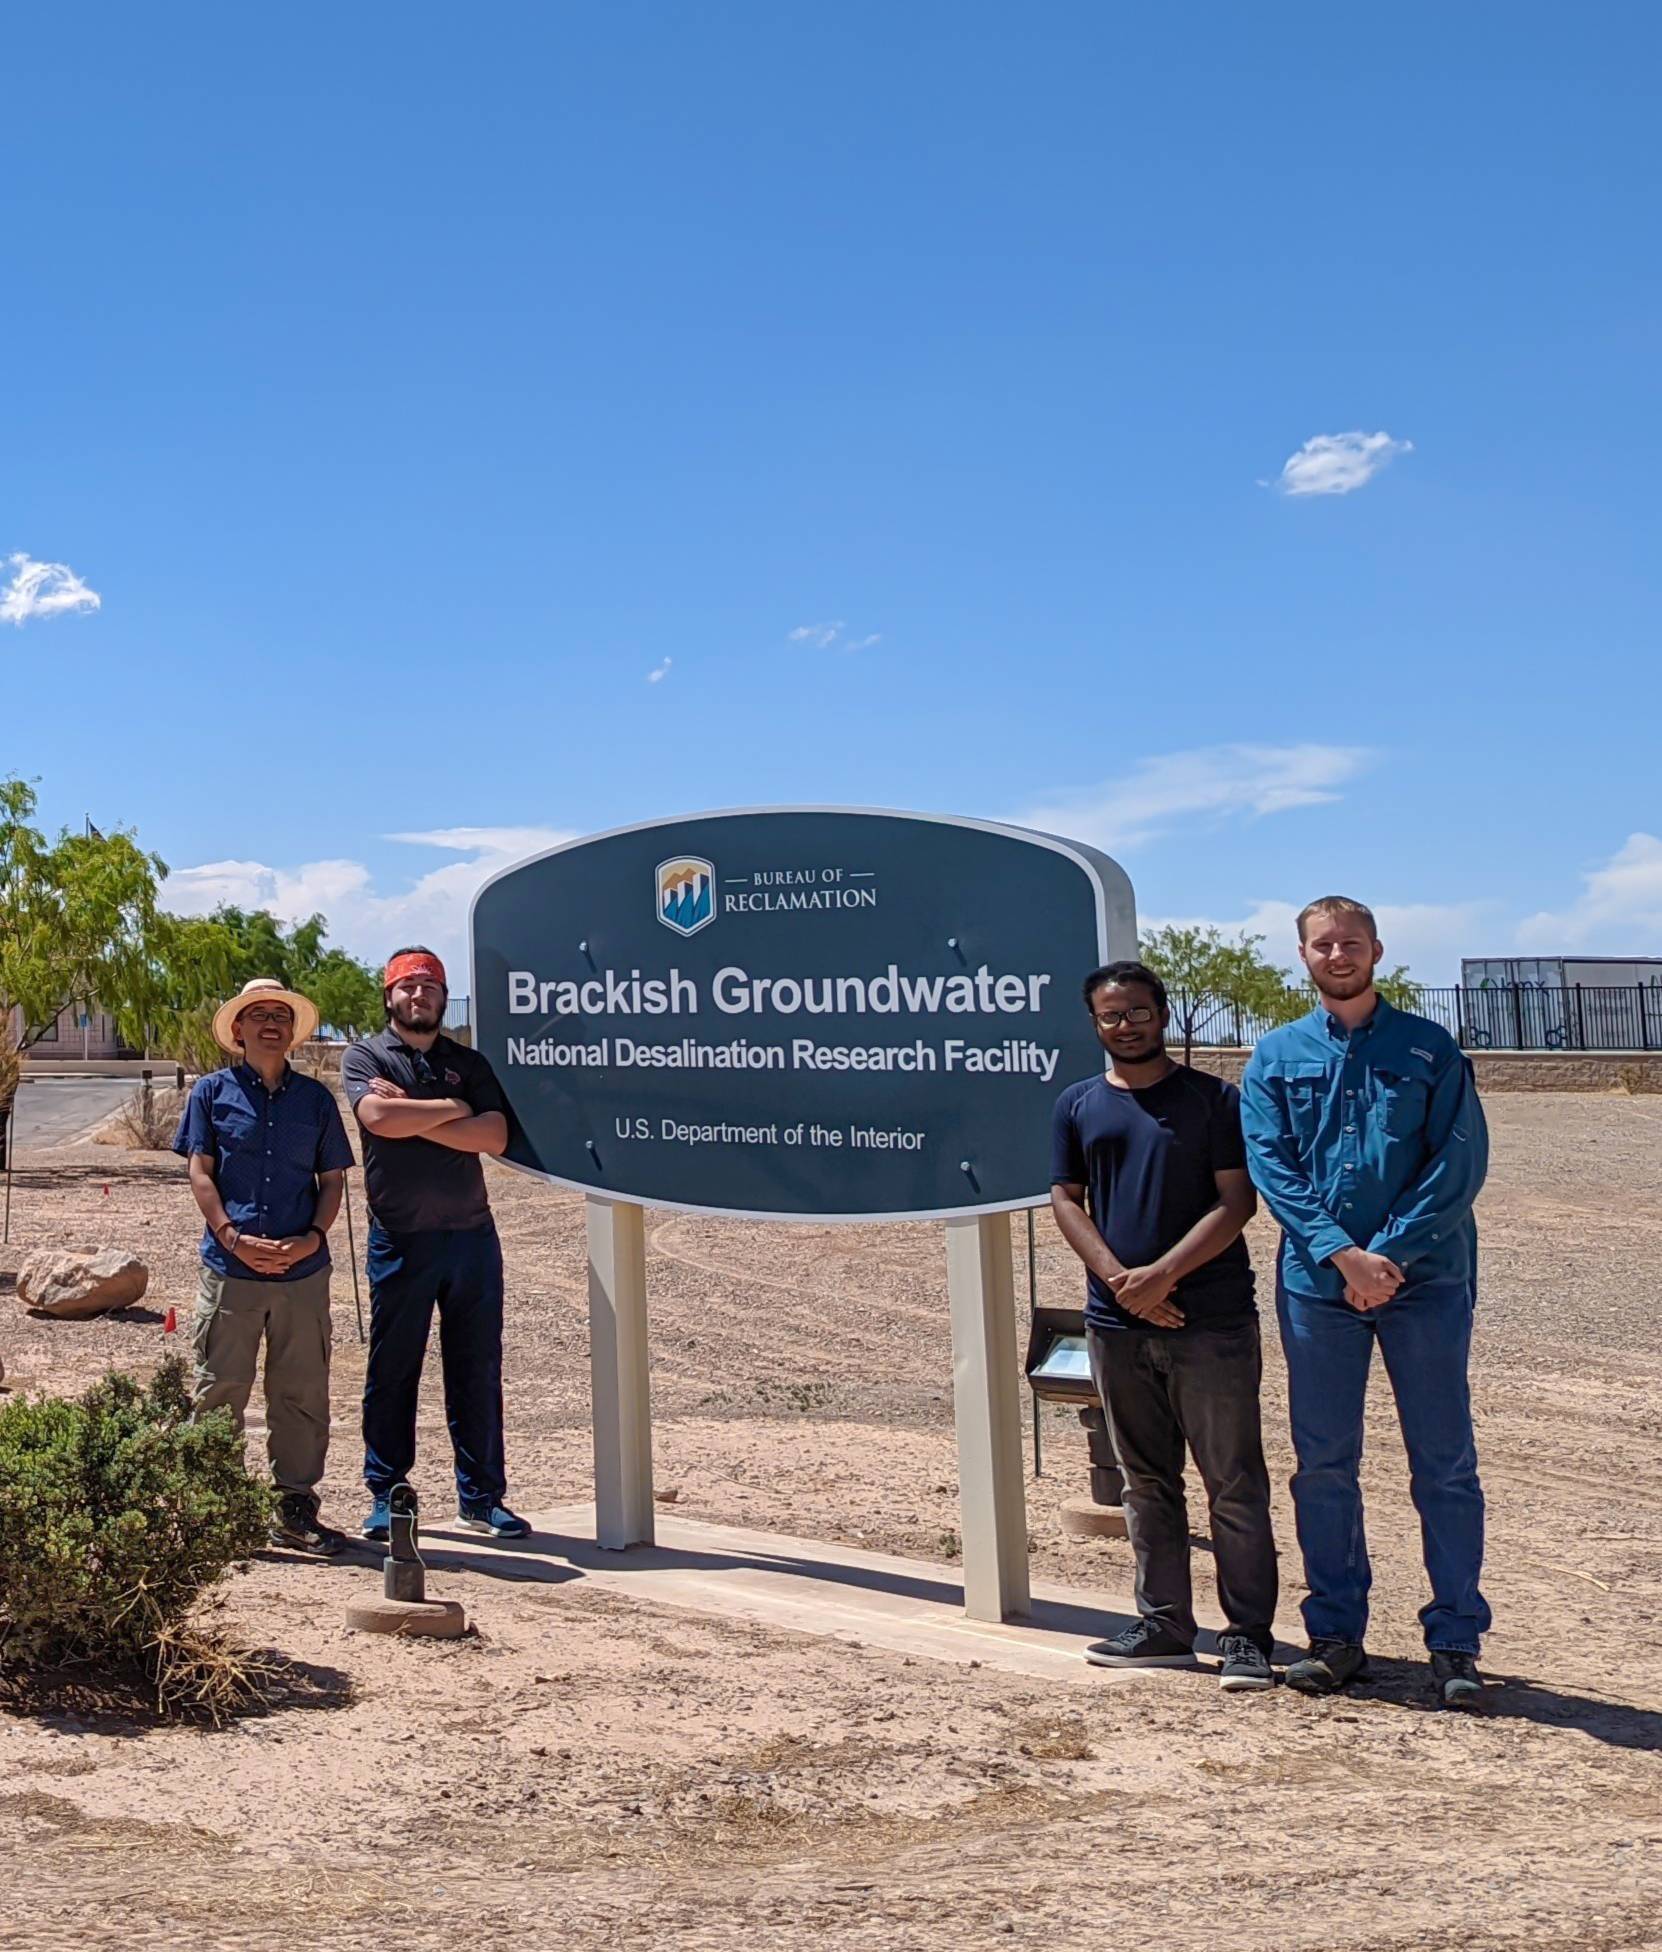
[[0, 1357, 271, 1681]]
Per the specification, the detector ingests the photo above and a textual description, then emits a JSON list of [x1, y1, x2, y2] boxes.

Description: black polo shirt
[[341, 1028, 510, 1233]]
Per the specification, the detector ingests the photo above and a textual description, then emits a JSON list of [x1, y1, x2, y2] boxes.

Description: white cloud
[[647, 656, 672, 684], [1267, 431, 1413, 497], [788, 620, 846, 650], [160, 826, 574, 990], [1012, 743, 1370, 852], [1, 552, 102, 625], [1516, 833, 1662, 951], [787, 620, 882, 653]]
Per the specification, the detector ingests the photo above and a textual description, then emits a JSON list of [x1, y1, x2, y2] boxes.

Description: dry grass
[[0, 1624, 354, 1729], [97, 1084, 186, 1150], [1012, 1714, 1095, 1761]]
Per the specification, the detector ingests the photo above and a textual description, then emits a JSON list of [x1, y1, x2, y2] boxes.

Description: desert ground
[[1, 1090, 1659, 1951]]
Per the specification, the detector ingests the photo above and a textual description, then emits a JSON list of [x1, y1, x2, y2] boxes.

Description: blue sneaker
[[457, 1500, 530, 1540], [361, 1496, 392, 1544]]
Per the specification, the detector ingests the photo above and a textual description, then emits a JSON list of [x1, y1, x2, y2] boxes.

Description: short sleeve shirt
[[172, 1064, 355, 1281], [1050, 1064, 1254, 1332], [340, 1029, 509, 1232]]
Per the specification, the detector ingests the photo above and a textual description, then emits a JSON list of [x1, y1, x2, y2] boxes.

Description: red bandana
[[384, 951, 447, 992]]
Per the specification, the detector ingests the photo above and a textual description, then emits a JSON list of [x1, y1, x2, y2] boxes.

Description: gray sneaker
[[1430, 1650, 1491, 1713], [1285, 1638, 1369, 1695], [1217, 1633, 1275, 1693], [1084, 1620, 1199, 1669]]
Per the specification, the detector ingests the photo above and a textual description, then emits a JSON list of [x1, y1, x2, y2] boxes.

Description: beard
[[1309, 963, 1376, 1001], [390, 996, 444, 1032], [1106, 1032, 1167, 1065]]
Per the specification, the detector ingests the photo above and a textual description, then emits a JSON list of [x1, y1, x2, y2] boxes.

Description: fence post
[[1510, 985, 1525, 1051], [1640, 985, 1650, 1052], [1573, 983, 1586, 1051]]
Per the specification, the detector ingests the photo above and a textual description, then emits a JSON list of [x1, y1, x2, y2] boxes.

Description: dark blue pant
[[363, 1221, 506, 1507], [1277, 1275, 1490, 1653]]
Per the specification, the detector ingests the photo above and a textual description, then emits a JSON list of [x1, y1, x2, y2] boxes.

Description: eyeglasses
[[1093, 1006, 1156, 1028], [240, 1007, 295, 1027]]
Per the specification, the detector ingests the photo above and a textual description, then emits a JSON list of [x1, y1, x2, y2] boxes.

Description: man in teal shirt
[[1242, 896, 1491, 1711]]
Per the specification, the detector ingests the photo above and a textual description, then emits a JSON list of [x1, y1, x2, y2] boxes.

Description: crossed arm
[[354, 1078, 508, 1156], [1050, 1168, 1257, 1328]]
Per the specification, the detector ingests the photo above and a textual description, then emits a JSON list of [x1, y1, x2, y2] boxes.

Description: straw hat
[[212, 977, 320, 1054]]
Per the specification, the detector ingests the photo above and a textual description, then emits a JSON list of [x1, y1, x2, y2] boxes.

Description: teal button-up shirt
[[1240, 999, 1488, 1299]]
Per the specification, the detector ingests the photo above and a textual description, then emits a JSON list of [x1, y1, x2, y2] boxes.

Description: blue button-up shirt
[[1241, 1000, 1488, 1299], [173, 1063, 356, 1281]]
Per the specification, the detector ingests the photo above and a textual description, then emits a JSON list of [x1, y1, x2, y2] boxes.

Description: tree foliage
[[1375, 965, 1422, 1011], [1140, 922, 1419, 1057], [142, 905, 383, 1072], [0, 775, 382, 1088], [1138, 924, 1307, 1061], [0, 776, 166, 1078], [0, 1357, 270, 1693]]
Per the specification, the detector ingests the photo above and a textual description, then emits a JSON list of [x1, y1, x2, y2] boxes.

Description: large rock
[[17, 1249, 149, 1318]]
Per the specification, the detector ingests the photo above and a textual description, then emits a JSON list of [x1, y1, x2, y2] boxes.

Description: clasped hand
[[232, 1230, 318, 1273], [1335, 1246, 1406, 1312], [1107, 1261, 1185, 1328]]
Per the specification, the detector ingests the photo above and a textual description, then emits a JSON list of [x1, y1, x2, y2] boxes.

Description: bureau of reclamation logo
[[655, 856, 716, 937]]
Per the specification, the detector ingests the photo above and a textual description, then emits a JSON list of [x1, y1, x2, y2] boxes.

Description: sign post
[[471, 808, 1135, 1621], [586, 1195, 655, 1549], [946, 1210, 1030, 1619]]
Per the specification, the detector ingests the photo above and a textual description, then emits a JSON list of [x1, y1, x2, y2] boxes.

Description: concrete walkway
[[392, 1501, 1271, 1686]]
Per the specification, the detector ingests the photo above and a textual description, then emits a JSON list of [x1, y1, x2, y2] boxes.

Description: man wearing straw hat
[[172, 976, 356, 1556]]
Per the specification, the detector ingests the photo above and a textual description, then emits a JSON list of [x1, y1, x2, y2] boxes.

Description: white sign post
[[945, 1210, 1031, 1620], [586, 1196, 656, 1549]]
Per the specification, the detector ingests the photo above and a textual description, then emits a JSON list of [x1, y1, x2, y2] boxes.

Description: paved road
[[9, 1079, 146, 1149]]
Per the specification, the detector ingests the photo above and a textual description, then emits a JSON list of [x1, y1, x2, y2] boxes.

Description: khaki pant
[[192, 1266, 334, 1496]]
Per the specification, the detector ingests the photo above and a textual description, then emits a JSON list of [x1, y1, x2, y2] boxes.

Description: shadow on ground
[[0, 1651, 355, 1736]]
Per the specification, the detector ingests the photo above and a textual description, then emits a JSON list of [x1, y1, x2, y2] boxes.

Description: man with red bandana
[[341, 946, 529, 1541]]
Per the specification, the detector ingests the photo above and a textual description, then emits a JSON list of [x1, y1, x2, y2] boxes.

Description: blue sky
[[5, 4, 1658, 985]]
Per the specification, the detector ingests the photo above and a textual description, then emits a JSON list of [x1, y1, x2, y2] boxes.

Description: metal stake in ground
[[343, 1482, 467, 1637], [342, 1174, 365, 1344]]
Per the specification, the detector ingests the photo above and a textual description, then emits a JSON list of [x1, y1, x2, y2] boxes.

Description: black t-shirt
[[341, 1029, 510, 1233], [1050, 1065, 1254, 1332]]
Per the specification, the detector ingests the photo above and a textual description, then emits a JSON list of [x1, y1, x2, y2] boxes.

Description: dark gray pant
[[1086, 1321, 1278, 1648]]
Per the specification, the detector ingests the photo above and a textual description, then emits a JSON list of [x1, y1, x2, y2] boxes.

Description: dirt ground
[[1, 1092, 1659, 1951]]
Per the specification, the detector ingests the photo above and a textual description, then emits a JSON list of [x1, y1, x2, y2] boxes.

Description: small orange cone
[[163, 1305, 178, 1336]]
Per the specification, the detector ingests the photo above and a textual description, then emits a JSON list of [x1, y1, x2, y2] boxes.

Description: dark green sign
[[471, 809, 1135, 1219]]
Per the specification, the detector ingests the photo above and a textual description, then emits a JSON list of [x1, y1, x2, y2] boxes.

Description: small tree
[[141, 906, 384, 1071], [1375, 965, 1421, 1011], [1139, 925, 1304, 1063], [0, 777, 168, 1142], [0, 1358, 272, 1716]]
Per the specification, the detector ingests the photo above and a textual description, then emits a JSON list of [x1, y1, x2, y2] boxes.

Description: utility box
[[1460, 956, 1662, 1049]]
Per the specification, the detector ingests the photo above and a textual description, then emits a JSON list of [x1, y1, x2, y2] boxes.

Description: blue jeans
[[363, 1221, 507, 1507], [1276, 1276, 1490, 1653]]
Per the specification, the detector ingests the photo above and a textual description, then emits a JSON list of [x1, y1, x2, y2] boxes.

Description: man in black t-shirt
[[341, 945, 529, 1542], [1051, 960, 1278, 1691]]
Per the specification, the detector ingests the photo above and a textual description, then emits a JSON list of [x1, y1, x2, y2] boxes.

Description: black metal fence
[[1171, 984, 1662, 1053]]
